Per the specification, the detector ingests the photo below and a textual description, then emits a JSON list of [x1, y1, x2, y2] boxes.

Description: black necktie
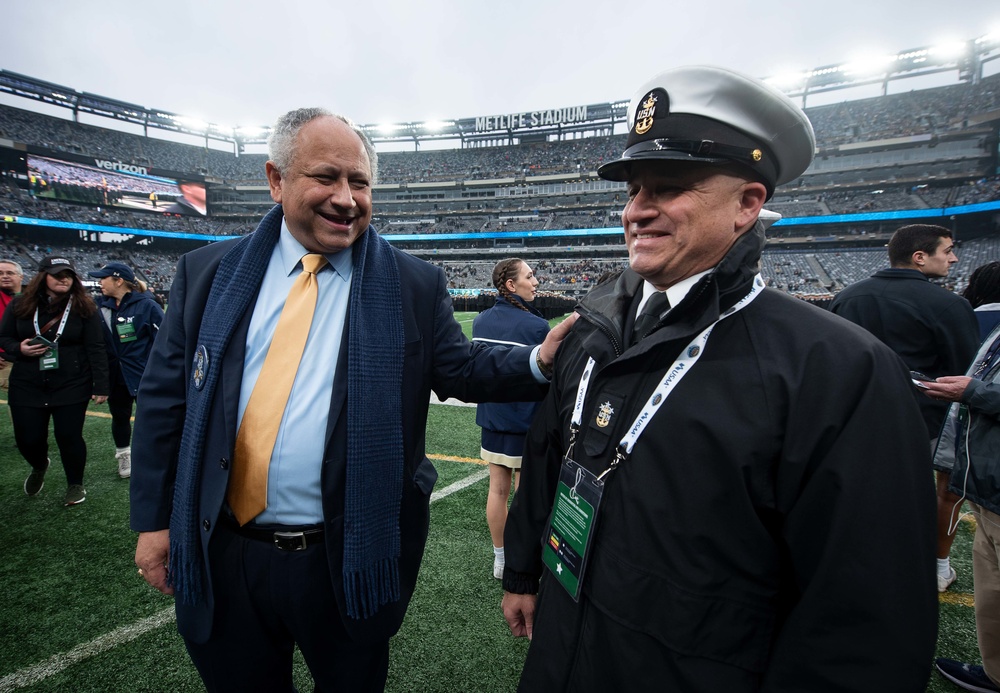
[[633, 291, 670, 345]]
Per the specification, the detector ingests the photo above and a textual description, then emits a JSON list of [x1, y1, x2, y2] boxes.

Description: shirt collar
[[278, 219, 353, 282], [638, 269, 712, 314]]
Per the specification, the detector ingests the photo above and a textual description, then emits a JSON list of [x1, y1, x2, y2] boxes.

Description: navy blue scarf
[[169, 205, 404, 620]]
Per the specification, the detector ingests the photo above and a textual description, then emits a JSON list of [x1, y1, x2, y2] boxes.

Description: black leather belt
[[220, 514, 324, 552]]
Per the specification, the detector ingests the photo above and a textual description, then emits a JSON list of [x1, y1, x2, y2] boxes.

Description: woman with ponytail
[[472, 258, 550, 579]]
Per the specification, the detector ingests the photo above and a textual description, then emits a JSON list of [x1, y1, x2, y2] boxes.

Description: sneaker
[[939, 566, 958, 592], [493, 556, 505, 580], [115, 449, 131, 479], [24, 458, 50, 496], [63, 484, 86, 506], [935, 659, 1000, 692]]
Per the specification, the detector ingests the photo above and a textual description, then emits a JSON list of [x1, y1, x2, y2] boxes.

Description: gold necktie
[[227, 253, 328, 525]]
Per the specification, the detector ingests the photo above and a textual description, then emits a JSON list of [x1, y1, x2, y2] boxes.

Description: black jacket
[[504, 223, 938, 692], [0, 293, 109, 406], [830, 268, 980, 438]]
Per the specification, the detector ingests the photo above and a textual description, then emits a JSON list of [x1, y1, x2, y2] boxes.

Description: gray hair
[[267, 108, 378, 184], [0, 259, 24, 276]]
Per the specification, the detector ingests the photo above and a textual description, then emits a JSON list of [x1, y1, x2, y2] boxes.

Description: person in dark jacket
[[830, 224, 980, 592], [0, 256, 109, 506], [88, 262, 165, 479], [926, 325, 1000, 692], [473, 258, 551, 578], [502, 65, 938, 692]]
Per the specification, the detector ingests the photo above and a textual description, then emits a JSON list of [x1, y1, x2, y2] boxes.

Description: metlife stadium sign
[[474, 106, 589, 132]]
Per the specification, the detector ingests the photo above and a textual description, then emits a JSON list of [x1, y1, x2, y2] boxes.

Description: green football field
[[0, 312, 983, 691]]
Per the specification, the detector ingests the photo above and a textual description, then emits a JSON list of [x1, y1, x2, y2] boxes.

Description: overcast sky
[[2, 0, 996, 131]]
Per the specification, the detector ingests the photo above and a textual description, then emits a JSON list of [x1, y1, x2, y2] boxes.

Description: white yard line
[[429, 467, 489, 502], [1, 464, 489, 690], [0, 608, 177, 690]]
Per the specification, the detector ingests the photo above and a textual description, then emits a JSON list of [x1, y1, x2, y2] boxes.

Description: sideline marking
[[429, 452, 484, 465], [0, 462, 490, 690], [940, 591, 976, 607]]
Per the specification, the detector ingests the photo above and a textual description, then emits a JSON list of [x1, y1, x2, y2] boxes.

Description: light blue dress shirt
[[237, 220, 353, 525]]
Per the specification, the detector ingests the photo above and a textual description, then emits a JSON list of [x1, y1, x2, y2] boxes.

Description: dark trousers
[[9, 402, 89, 485], [107, 379, 134, 448], [184, 523, 390, 693]]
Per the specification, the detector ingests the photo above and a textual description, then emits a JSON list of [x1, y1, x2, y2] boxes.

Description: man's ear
[[735, 181, 768, 231], [265, 161, 283, 204]]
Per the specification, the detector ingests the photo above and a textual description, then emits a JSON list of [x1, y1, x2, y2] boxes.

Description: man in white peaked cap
[[502, 65, 938, 692]]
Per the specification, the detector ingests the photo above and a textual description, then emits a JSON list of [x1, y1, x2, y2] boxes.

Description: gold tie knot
[[301, 253, 327, 275]]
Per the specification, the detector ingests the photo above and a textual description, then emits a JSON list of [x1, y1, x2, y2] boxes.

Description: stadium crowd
[[1, 72, 999, 185], [0, 70, 998, 305]]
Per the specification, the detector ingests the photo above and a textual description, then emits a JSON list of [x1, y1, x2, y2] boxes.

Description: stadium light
[[236, 126, 267, 138], [378, 123, 399, 134], [840, 54, 897, 77], [765, 71, 808, 90], [174, 115, 209, 132], [929, 41, 969, 59], [422, 120, 453, 132]]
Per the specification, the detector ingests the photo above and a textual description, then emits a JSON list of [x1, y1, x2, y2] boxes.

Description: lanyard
[[34, 297, 73, 344], [569, 275, 765, 479]]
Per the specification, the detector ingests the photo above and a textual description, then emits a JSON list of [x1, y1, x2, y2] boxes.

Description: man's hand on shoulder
[[502, 591, 537, 640], [538, 312, 580, 372]]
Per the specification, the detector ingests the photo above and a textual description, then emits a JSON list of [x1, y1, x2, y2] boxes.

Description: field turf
[[0, 312, 983, 691]]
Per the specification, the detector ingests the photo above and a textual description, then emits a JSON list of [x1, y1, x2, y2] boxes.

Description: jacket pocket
[[586, 545, 775, 674], [413, 456, 438, 496]]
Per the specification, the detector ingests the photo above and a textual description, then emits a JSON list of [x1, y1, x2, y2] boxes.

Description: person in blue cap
[[88, 262, 164, 478], [502, 65, 938, 692]]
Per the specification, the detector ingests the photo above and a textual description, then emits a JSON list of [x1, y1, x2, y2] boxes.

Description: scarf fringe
[[344, 557, 401, 619], [169, 537, 203, 605]]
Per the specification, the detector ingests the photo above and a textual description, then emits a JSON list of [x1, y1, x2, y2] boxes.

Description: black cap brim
[[597, 150, 735, 182]]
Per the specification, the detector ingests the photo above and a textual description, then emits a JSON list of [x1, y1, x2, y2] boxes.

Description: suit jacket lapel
[[324, 316, 350, 450]]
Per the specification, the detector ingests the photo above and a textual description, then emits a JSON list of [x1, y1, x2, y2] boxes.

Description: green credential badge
[[541, 458, 604, 600]]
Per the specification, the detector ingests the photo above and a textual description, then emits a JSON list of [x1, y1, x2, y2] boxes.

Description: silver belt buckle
[[273, 531, 308, 551]]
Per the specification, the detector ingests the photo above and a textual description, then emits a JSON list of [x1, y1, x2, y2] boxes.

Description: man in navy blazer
[[131, 109, 573, 692]]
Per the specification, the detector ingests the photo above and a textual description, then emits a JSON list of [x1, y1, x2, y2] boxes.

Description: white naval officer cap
[[598, 65, 816, 199]]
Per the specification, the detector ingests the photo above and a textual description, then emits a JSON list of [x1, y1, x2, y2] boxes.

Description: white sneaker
[[116, 449, 131, 479], [493, 556, 505, 580], [938, 567, 958, 592]]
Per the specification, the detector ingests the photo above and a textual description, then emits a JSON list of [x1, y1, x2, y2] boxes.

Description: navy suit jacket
[[130, 232, 545, 644]]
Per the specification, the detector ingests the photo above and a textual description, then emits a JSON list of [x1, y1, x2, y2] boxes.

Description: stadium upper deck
[[1, 37, 999, 273]]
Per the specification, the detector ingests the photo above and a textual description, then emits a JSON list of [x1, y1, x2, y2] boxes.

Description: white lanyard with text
[[569, 274, 765, 479], [34, 297, 73, 344]]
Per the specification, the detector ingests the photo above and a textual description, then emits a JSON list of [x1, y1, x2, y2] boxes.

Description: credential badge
[[192, 345, 209, 390], [596, 401, 615, 428]]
